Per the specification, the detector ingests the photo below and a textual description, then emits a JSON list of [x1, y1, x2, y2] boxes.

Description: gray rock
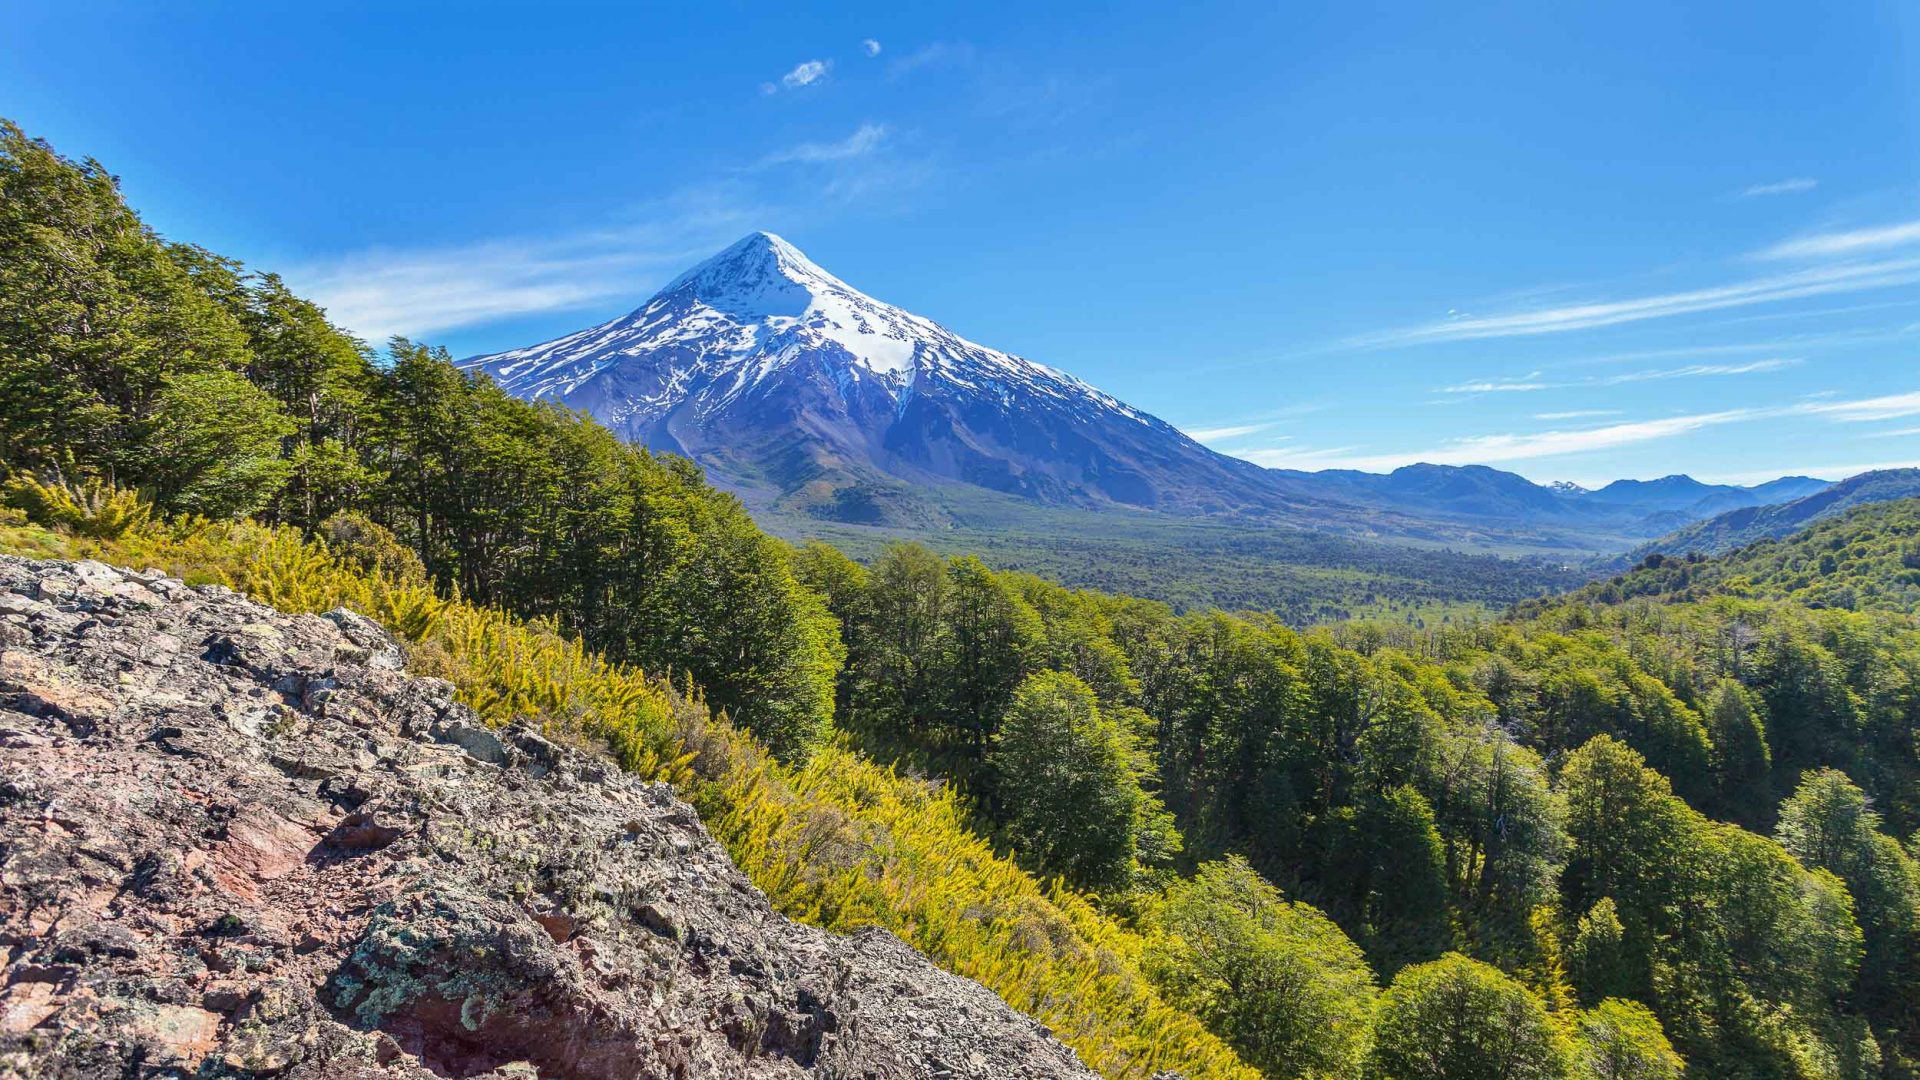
[[323, 606, 407, 670], [0, 555, 1097, 1078], [434, 716, 511, 764]]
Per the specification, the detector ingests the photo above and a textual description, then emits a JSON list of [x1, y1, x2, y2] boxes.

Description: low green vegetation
[[10, 116, 1920, 1080]]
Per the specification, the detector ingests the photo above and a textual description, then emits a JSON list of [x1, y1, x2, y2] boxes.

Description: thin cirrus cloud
[[286, 239, 679, 342], [1803, 390, 1920, 423], [1758, 218, 1920, 261], [290, 116, 923, 341], [1740, 177, 1818, 197], [1598, 358, 1801, 384], [1179, 403, 1327, 443], [1233, 386, 1920, 473], [1440, 373, 1549, 393], [1703, 459, 1920, 486], [1238, 409, 1767, 472], [1439, 359, 1799, 394], [1185, 422, 1277, 442], [757, 123, 888, 166], [283, 186, 781, 340], [1367, 258, 1920, 346]]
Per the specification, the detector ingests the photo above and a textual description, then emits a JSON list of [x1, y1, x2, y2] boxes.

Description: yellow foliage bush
[[3, 472, 152, 539], [4, 518, 1257, 1080]]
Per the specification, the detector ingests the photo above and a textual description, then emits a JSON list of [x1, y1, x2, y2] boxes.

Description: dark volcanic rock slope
[[0, 557, 1096, 1079]]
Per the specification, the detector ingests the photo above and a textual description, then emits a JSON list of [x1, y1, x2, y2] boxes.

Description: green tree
[[1143, 857, 1376, 1080], [790, 540, 870, 718], [858, 542, 950, 737], [1566, 898, 1632, 1006], [939, 555, 1044, 757], [1558, 735, 1692, 985], [1703, 679, 1772, 824], [1572, 999, 1682, 1080], [1365, 953, 1572, 1080], [0, 120, 250, 488], [1777, 768, 1920, 1057], [1329, 785, 1450, 973], [993, 670, 1173, 890], [145, 369, 296, 517]]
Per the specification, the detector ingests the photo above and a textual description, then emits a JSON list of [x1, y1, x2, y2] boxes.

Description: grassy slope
[[0, 519, 1258, 1080]]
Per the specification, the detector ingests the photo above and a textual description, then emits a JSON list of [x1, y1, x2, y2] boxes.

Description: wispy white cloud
[[1234, 411, 1761, 472], [1236, 445, 1364, 469], [284, 184, 780, 341], [1186, 422, 1277, 442], [1803, 390, 1920, 422], [1865, 426, 1920, 439], [1740, 177, 1818, 198], [759, 123, 888, 166], [1440, 359, 1799, 396], [784, 59, 832, 88], [1441, 372, 1549, 393], [1759, 219, 1920, 261], [1597, 358, 1801, 384], [1543, 340, 1832, 369], [1366, 258, 1920, 346], [1176, 402, 1326, 439], [1699, 460, 1917, 486], [861, 38, 882, 57], [1234, 385, 1920, 474], [1533, 409, 1620, 421], [287, 106, 942, 342], [288, 241, 675, 342]]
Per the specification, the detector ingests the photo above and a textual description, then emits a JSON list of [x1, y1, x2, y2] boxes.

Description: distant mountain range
[[1632, 468, 1920, 561], [461, 233, 1832, 553]]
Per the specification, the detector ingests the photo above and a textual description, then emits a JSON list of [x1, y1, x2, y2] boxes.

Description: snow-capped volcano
[[469, 231, 1153, 431], [461, 232, 1281, 521], [460, 232, 1833, 538]]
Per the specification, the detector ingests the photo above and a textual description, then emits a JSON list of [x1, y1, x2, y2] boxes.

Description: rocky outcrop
[[0, 556, 1097, 1079]]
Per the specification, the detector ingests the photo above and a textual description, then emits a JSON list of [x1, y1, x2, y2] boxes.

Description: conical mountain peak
[[460, 234, 1175, 513], [661, 231, 850, 315]]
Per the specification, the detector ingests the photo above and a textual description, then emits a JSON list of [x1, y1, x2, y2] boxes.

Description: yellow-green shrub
[[3, 473, 152, 539]]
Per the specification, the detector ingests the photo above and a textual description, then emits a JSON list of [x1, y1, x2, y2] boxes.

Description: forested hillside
[[1582, 497, 1920, 614], [8, 117, 1920, 1080]]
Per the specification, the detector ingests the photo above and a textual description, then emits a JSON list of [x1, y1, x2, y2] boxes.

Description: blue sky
[[7, 0, 1920, 487]]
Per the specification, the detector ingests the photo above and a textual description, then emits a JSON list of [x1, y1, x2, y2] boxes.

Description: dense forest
[[8, 117, 1920, 1080], [766, 494, 1588, 626]]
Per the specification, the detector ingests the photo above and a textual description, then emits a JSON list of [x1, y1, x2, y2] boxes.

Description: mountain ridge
[[1630, 468, 1920, 561]]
